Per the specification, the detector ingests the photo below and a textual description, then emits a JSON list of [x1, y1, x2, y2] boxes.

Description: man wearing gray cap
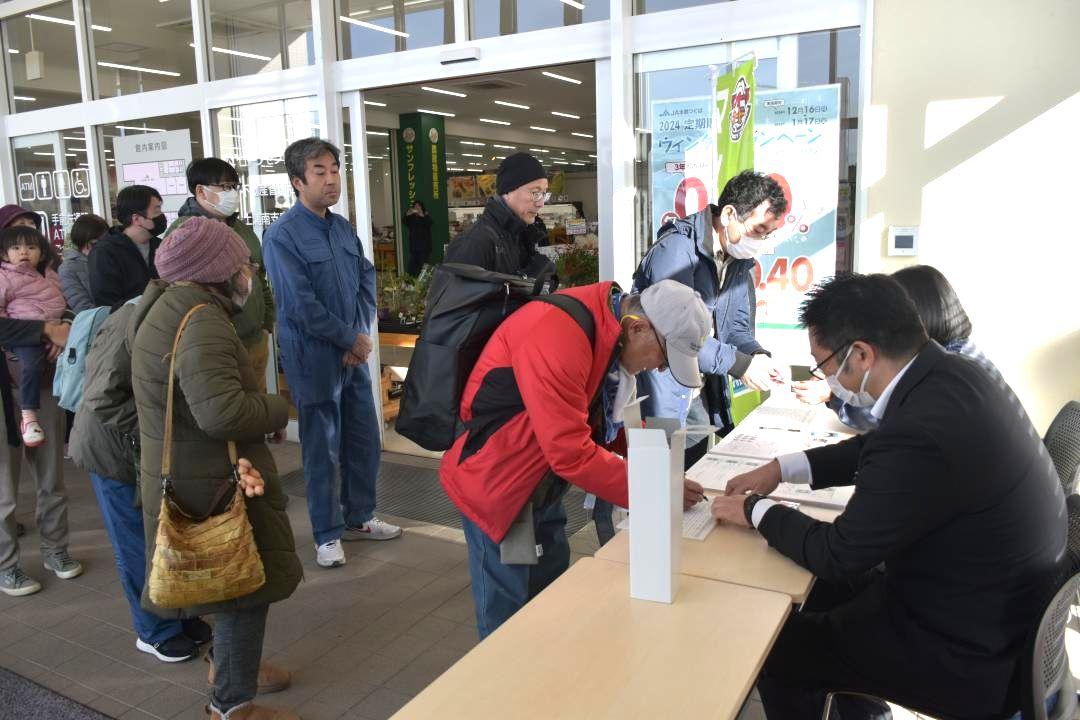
[[439, 278, 711, 638]]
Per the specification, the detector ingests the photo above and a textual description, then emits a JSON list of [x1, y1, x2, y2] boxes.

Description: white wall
[[860, 0, 1080, 433]]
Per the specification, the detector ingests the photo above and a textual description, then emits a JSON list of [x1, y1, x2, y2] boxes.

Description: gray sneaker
[[43, 550, 83, 580], [0, 566, 42, 596]]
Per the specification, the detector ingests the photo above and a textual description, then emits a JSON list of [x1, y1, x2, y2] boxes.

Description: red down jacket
[[439, 281, 631, 543]]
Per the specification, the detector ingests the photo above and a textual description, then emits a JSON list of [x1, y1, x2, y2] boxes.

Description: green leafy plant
[[555, 245, 600, 288]]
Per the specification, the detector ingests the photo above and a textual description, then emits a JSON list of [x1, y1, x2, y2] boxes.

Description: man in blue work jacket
[[263, 138, 402, 570]]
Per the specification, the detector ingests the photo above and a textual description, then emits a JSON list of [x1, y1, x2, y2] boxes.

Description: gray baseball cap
[[640, 280, 711, 388]]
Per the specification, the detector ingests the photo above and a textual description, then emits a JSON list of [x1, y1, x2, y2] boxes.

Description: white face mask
[[825, 345, 875, 408], [207, 188, 240, 217], [725, 233, 771, 260], [611, 364, 638, 424], [720, 212, 772, 260]]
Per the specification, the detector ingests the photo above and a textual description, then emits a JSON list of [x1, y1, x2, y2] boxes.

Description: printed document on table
[[747, 404, 817, 430], [613, 502, 718, 540], [713, 428, 850, 460], [687, 453, 768, 492]]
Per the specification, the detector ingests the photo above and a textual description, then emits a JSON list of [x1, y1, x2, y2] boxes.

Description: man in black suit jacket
[[711, 273, 1066, 720]]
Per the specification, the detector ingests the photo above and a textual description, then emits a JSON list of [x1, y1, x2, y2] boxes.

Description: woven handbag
[[147, 303, 266, 609]]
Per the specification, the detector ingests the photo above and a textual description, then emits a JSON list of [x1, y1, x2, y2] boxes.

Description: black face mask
[[145, 213, 167, 236]]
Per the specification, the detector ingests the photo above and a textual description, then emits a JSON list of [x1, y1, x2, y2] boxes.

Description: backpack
[[52, 306, 111, 413], [396, 263, 597, 452]]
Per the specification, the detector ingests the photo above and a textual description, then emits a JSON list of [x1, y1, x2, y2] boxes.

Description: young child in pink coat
[[0, 226, 66, 446]]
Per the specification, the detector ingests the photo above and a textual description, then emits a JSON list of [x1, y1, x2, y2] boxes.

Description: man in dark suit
[[711, 273, 1066, 720]]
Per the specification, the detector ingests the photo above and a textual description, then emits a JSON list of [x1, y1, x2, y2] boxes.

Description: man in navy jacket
[[263, 138, 401, 571], [712, 273, 1066, 719]]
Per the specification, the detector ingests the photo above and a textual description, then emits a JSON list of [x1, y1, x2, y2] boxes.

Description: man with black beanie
[[445, 152, 552, 276]]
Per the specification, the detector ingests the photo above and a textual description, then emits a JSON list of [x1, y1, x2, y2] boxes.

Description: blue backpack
[[52, 306, 111, 412]]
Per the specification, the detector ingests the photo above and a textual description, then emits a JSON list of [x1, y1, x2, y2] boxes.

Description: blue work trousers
[[89, 473, 183, 645], [295, 364, 380, 546], [462, 499, 571, 640]]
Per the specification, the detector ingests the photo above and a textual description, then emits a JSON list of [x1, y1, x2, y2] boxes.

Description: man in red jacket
[[441, 279, 711, 638]]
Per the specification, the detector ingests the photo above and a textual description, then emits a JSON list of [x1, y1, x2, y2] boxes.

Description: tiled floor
[[0, 445, 618, 720]]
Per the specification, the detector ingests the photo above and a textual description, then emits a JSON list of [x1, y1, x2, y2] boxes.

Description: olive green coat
[[129, 280, 300, 618]]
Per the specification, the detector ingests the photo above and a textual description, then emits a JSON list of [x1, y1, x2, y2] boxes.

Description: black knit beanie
[[496, 153, 546, 195]]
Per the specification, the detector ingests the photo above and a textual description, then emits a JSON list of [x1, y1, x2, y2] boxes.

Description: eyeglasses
[[528, 190, 551, 203], [808, 340, 854, 380]]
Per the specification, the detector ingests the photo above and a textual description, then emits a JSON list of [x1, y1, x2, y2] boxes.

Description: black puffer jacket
[[445, 196, 550, 276], [88, 227, 160, 309]]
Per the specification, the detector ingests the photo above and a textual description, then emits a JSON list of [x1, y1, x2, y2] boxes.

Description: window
[[1, 2, 82, 111], [96, 112, 204, 223], [470, 0, 607, 40], [634, 29, 861, 359], [634, 30, 859, 267], [634, 0, 729, 13], [212, 97, 321, 239], [87, 0, 196, 98], [339, 0, 453, 58], [207, 0, 313, 80], [10, 128, 95, 249]]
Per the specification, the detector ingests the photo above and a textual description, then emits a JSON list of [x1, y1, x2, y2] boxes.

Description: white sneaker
[[20, 420, 44, 448], [342, 517, 403, 542], [315, 539, 345, 568]]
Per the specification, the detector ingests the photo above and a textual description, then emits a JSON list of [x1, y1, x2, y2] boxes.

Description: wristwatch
[[743, 493, 767, 527]]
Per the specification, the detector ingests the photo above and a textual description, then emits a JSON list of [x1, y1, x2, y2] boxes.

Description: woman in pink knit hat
[[129, 216, 302, 720]]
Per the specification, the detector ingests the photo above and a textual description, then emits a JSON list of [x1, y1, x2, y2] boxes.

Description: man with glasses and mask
[[711, 273, 1065, 720], [441, 279, 712, 639], [445, 152, 554, 278], [89, 184, 164, 309], [164, 158, 275, 393], [591, 172, 789, 546]]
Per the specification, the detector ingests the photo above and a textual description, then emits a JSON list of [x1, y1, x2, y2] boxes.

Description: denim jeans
[[210, 604, 269, 714], [295, 364, 379, 546], [11, 345, 43, 411], [89, 473, 183, 645], [462, 498, 571, 640]]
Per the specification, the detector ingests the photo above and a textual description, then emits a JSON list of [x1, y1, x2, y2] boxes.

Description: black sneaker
[[182, 617, 213, 645], [136, 634, 197, 663], [15, 522, 25, 537]]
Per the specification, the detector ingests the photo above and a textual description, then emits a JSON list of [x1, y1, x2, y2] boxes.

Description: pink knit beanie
[[156, 216, 249, 284]]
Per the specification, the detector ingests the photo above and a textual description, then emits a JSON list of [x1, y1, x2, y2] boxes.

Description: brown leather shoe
[[205, 654, 292, 694], [204, 703, 301, 719]]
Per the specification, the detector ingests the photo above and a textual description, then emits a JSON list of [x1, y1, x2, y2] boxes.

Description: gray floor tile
[[344, 687, 413, 720], [9, 632, 84, 669], [87, 693, 135, 718]]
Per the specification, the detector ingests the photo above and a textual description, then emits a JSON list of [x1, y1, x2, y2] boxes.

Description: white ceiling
[[362, 61, 598, 172]]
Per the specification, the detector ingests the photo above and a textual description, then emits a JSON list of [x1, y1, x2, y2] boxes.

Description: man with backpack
[[68, 298, 214, 661], [439, 279, 712, 638]]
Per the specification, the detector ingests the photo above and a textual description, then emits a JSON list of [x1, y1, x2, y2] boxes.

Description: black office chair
[[823, 495, 1080, 720], [1045, 401, 1080, 496]]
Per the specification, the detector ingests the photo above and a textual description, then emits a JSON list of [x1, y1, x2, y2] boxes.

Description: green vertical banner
[[714, 59, 761, 425], [396, 112, 448, 268], [714, 58, 756, 193]]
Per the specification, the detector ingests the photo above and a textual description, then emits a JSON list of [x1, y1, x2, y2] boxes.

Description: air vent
[[96, 41, 148, 54], [455, 78, 526, 91]]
